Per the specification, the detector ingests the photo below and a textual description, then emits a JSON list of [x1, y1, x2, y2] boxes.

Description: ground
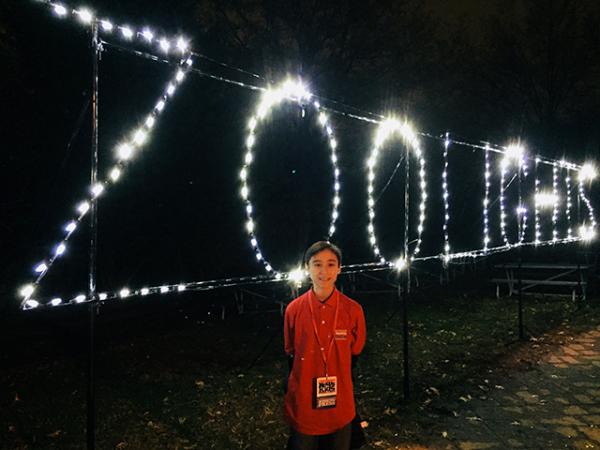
[[1, 288, 599, 449]]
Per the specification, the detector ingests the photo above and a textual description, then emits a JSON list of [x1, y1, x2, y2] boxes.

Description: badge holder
[[313, 375, 337, 409]]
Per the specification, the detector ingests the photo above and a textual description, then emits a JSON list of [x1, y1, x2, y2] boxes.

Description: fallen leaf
[[428, 386, 440, 396], [466, 416, 482, 422]]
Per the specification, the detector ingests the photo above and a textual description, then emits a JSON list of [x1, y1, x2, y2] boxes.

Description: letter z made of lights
[[240, 79, 341, 277], [366, 119, 426, 270]]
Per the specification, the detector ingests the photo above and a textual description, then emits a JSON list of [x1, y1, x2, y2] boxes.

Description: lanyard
[[307, 289, 339, 377]]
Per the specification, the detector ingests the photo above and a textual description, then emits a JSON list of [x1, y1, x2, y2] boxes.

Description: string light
[[367, 118, 427, 265], [18, 51, 194, 308], [20, 1, 598, 309], [552, 164, 559, 242], [498, 143, 526, 247], [578, 168, 597, 231], [240, 78, 340, 277], [499, 157, 509, 246], [565, 167, 573, 239], [579, 163, 596, 182], [442, 134, 451, 259], [483, 144, 491, 251], [579, 225, 595, 241], [41, 1, 189, 58]]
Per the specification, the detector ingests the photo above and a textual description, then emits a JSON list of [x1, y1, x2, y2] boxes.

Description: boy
[[284, 241, 366, 450]]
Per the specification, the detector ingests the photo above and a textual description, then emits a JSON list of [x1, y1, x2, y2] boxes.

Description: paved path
[[436, 324, 600, 450]]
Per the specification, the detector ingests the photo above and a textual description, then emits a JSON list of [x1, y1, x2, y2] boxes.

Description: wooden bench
[[491, 263, 588, 300]]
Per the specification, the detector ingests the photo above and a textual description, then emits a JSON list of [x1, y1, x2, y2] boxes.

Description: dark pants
[[287, 422, 352, 450]]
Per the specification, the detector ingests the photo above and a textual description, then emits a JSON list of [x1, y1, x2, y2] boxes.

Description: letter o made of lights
[[366, 119, 427, 265], [240, 79, 341, 276]]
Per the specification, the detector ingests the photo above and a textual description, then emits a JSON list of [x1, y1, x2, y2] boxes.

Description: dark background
[[1, 0, 599, 312]]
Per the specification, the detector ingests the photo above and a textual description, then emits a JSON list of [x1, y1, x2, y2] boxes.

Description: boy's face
[[306, 248, 341, 293]]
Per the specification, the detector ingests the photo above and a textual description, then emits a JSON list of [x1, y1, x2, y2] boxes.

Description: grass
[[1, 285, 598, 449]]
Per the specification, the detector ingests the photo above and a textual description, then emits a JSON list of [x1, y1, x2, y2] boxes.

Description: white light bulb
[[25, 299, 39, 309], [119, 288, 130, 298], [140, 288, 150, 296], [160, 286, 169, 294], [241, 186, 249, 199], [100, 20, 113, 31], [176, 70, 185, 82], [110, 167, 121, 182], [121, 27, 133, 39], [579, 163, 596, 182], [394, 258, 407, 271], [288, 267, 305, 283], [177, 284, 186, 292], [91, 183, 104, 197], [35, 263, 48, 273], [78, 201, 90, 215], [118, 143, 133, 160], [20, 284, 35, 298], [579, 226, 595, 241], [536, 192, 558, 207], [65, 221, 77, 233], [159, 38, 170, 52], [50, 298, 62, 306], [99, 293, 108, 300], [246, 135, 255, 148], [246, 220, 254, 232], [53, 4, 68, 16], [76, 8, 93, 24], [145, 116, 155, 129], [166, 84, 176, 96], [75, 294, 86, 303], [55, 243, 66, 256], [176, 37, 188, 52], [155, 100, 165, 112], [142, 28, 154, 42], [133, 129, 147, 146]]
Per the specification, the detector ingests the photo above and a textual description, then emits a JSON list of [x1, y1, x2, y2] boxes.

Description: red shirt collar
[[309, 287, 338, 307]]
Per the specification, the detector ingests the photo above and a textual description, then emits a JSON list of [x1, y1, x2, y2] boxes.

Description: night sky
[[1, 0, 599, 311]]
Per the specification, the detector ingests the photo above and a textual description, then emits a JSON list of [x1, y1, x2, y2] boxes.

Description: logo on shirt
[[334, 329, 347, 340]]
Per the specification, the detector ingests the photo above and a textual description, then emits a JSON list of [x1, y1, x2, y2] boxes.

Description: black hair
[[303, 241, 342, 267]]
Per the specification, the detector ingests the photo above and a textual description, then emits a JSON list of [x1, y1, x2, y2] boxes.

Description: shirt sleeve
[[351, 303, 366, 356], [284, 304, 294, 356]]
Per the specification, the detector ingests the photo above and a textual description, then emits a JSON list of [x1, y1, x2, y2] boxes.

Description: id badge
[[313, 376, 337, 409]]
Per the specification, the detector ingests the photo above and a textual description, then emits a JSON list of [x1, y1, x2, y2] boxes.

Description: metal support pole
[[87, 23, 101, 450], [402, 136, 410, 400], [517, 248, 524, 340], [400, 279, 409, 400]]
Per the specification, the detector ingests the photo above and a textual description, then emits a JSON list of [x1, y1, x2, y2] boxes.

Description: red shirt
[[284, 288, 366, 435]]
